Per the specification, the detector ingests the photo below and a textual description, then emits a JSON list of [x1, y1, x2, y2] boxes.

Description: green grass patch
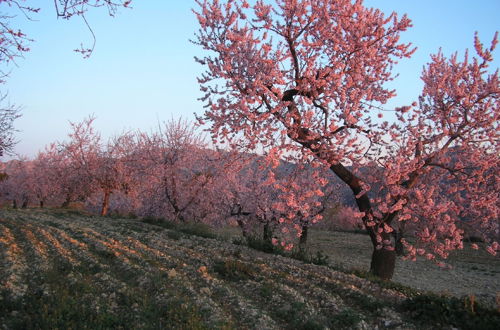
[[166, 230, 183, 240], [0, 260, 212, 329], [328, 308, 363, 329], [48, 208, 90, 219], [290, 249, 330, 266], [141, 217, 217, 240], [274, 301, 324, 330], [213, 259, 257, 281], [177, 222, 217, 239], [259, 282, 275, 299], [142, 216, 176, 229], [233, 235, 329, 267], [347, 268, 421, 298], [401, 293, 500, 330]]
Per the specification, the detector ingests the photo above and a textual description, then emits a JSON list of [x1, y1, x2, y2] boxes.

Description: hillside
[[0, 209, 498, 329]]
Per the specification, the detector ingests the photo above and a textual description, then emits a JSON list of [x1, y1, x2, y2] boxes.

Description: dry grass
[[304, 230, 500, 304], [221, 224, 500, 306]]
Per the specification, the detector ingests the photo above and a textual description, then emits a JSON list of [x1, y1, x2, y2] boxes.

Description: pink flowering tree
[[32, 143, 87, 208], [30, 151, 60, 208], [193, 0, 499, 279], [60, 117, 135, 216], [216, 151, 337, 250], [0, 158, 34, 208], [131, 119, 223, 222]]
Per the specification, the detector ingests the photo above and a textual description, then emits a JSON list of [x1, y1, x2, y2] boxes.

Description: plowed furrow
[[0, 222, 29, 298]]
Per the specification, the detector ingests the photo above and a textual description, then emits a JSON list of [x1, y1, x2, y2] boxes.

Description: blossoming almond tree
[[61, 117, 136, 216], [34, 143, 88, 208], [0, 158, 32, 208], [131, 119, 226, 222], [211, 148, 339, 249], [193, 0, 499, 279]]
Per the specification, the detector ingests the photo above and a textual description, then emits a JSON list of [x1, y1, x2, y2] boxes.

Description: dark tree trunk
[[288, 97, 401, 280], [237, 219, 249, 238], [176, 212, 186, 223], [21, 198, 28, 209], [100, 190, 111, 216], [329, 162, 397, 280], [263, 222, 273, 243], [394, 230, 405, 256], [12, 199, 17, 209], [61, 195, 71, 208], [395, 240, 404, 256], [370, 248, 396, 280], [299, 223, 308, 251], [231, 204, 251, 238], [392, 222, 406, 256], [40, 200, 44, 208]]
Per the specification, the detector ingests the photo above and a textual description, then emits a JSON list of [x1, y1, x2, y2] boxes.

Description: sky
[[1, 0, 499, 159]]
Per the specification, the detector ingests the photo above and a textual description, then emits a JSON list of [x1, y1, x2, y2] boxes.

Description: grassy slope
[[0, 209, 498, 329]]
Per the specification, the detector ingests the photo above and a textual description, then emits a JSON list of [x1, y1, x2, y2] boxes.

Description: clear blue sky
[[2, 1, 499, 159]]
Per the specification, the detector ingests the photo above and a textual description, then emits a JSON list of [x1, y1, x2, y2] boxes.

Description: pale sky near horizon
[[1, 1, 499, 159]]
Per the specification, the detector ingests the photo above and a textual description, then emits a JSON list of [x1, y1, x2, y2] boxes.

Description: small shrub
[[289, 248, 307, 260], [259, 282, 274, 299], [236, 236, 329, 267], [329, 308, 362, 329], [275, 301, 323, 330], [246, 235, 278, 254], [126, 212, 138, 219], [289, 249, 329, 266], [161, 296, 207, 328], [350, 291, 386, 312], [65, 201, 86, 210], [232, 237, 246, 246], [51, 208, 89, 219], [348, 268, 420, 297], [232, 249, 242, 259], [309, 250, 329, 266], [401, 293, 500, 330], [213, 259, 256, 281], [178, 222, 217, 239], [166, 230, 182, 240], [107, 212, 124, 219], [142, 217, 176, 230]]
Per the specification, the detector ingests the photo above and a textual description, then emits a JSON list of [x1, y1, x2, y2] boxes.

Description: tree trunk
[[237, 219, 249, 238], [329, 162, 397, 280], [394, 230, 405, 256], [61, 195, 71, 208], [100, 190, 111, 216], [393, 223, 406, 256], [370, 248, 396, 280], [21, 198, 28, 209], [40, 200, 44, 208], [263, 222, 273, 243], [299, 223, 308, 251], [12, 199, 17, 209]]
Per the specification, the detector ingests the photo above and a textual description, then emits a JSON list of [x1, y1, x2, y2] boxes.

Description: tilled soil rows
[[0, 209, 498, 329]]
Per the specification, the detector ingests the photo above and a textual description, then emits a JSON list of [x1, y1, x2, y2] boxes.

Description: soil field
[[0, 209, 499, 329], [221, 225, 500, 307]]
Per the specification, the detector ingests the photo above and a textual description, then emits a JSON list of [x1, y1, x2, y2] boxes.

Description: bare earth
[[0, 209, 498, 329], [305, 230, 500, 306]]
